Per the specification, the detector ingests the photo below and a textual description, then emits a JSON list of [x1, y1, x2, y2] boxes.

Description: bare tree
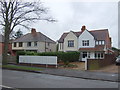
[[0, 0, 56, 65]]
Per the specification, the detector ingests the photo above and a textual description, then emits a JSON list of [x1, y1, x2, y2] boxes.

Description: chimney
[[31, 28, 37, 36], [81, 25, 86, 32]]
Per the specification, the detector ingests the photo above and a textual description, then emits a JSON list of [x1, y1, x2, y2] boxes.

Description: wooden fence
[[87, 54, 116, 70]]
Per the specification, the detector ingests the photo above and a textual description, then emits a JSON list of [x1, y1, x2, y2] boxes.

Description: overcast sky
[[23, 0, 118, 48]]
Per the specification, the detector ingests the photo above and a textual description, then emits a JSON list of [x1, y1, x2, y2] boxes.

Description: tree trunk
[[2, 26, 10, 65]]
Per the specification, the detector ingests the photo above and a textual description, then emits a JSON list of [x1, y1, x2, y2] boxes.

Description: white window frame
[[95, 52, 104, 59], [82, 40, 89, 46], [68, 40, 74, 47]]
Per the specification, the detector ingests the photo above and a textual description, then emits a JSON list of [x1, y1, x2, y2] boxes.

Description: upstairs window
[[96, 40, 105, 45], [14, 42, 17, 47], [19, 42, 23, 47], [48, 42, 50, 46], [68, 40, 74, 47], [82, 40, 89, 46], [34, 42, 37, 46], [27, 42, 31, 47]]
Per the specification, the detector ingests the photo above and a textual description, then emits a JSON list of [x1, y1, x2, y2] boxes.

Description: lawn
[[1, 64, 43, 71]]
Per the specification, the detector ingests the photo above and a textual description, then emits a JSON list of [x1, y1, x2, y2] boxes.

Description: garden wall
[[87, 54, 116, 70]]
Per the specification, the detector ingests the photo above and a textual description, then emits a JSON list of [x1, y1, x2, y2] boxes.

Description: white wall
[[12, 42, 56, 52], [19, 56, 57, 65], [64, 31, 78, 52], [58, 43, 64, 51], [79, 30, 95, 48]]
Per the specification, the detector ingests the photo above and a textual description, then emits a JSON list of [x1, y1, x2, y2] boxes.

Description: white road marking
[[0, 85, 12, 88]]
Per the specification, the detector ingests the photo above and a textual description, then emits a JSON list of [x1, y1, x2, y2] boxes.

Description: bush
[[16, 51, 80, 64], [16, 51, 26, 63], [25, 51, 37, 55]]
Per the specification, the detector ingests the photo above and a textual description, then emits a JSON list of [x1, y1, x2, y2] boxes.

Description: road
[[2, 69, 118, 88]]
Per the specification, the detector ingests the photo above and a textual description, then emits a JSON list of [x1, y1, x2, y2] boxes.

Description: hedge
[[16, 51, 80, 63]]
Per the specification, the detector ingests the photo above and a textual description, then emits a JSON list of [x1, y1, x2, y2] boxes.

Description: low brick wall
[[87, 54, 116, 70], [18, 63, 57, 68]]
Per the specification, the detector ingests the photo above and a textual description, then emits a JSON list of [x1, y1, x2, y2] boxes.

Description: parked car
[[116, 55, 120, 65]]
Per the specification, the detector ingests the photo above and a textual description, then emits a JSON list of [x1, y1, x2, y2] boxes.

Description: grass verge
[[2, 64, 43, 71]]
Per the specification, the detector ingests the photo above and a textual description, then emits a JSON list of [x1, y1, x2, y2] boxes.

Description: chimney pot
[[81, 25, 86, 32], [31, 28, 36, 33]]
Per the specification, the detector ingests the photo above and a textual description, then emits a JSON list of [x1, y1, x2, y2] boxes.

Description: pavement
[[2, 64, 119, 82]]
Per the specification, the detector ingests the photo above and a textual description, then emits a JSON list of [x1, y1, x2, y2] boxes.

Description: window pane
[[102, 41, 105, 45], [96, 41, 98, 45], [34, 42, 37, 46], [14, 42, 16, 47], [68, 40, 74, 47], [99, 41, 102, 45], [98, 53, 100, 59], [19, 42, 23, 47], [27, 42, 31, 47], [101, 53, 104, 58]]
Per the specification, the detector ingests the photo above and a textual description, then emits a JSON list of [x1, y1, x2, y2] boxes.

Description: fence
[[8, 56, 16, 63], [87, 54, 116, 70], [19, 56, 57, 67]]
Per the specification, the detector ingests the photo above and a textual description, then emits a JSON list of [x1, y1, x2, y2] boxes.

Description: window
[[34, 42, 37, 46], [99, 41, 102, 45], [48, 42, 50, 46], [96, 41, 98, 45], [68, 40, 74, 47], [27, 42, 31, 47], [96, 40, 105, 45], [19, 42, 23, 47], [14, 42, 17, 47], [102, 41, 105, 45], [82, 40, 89, 46], [95, 52, 104, 59]]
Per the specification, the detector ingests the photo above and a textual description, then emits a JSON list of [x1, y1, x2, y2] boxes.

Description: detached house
[[58, 26, 112, 61], [12, 28, 56, 54]]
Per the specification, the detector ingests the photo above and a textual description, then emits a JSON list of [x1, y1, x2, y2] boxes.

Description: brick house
[[0, 34, 14, 56], [58, 26, 113, 61], [12, 28, 56, 54]]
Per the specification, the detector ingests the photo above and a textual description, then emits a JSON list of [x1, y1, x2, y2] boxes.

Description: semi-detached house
[[58, 26, 113, 61], [12, 28, 56, 54]]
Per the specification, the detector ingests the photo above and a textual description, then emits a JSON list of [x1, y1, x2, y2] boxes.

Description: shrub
[[16, 51, 80, 64], [25, 51, 37, 55], [16, 51, 26, 63]]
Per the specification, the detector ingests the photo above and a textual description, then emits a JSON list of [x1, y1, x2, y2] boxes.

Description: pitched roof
[[58, 29, 109, 43], [13, 32, 56, 44], [0, 34, 4, 42]]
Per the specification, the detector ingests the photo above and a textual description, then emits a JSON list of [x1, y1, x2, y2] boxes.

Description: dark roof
[[58, 29, 109, 43], [0, 34, 4, 42], [79, 45, 105, 51], [13, 32, 56, 44]]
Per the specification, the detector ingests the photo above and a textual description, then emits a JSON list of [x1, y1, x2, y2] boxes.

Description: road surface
[[2, 69, 118, 88]]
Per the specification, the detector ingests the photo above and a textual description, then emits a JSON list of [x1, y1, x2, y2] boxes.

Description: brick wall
[[87, 54, 116, 70], [0, 43, 3, 55]]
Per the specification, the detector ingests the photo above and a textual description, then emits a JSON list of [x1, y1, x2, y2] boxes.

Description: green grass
[[2, 65, 43, 71]]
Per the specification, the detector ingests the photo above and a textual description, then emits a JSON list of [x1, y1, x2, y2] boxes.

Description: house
[[58, 26, 113, 61], [12, 28, 56, 54], [0, 34, 13, 56]]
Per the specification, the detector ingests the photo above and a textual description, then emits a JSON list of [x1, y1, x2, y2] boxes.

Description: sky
[[12, 0, 120, 48], [0, 0, 118, 85]]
